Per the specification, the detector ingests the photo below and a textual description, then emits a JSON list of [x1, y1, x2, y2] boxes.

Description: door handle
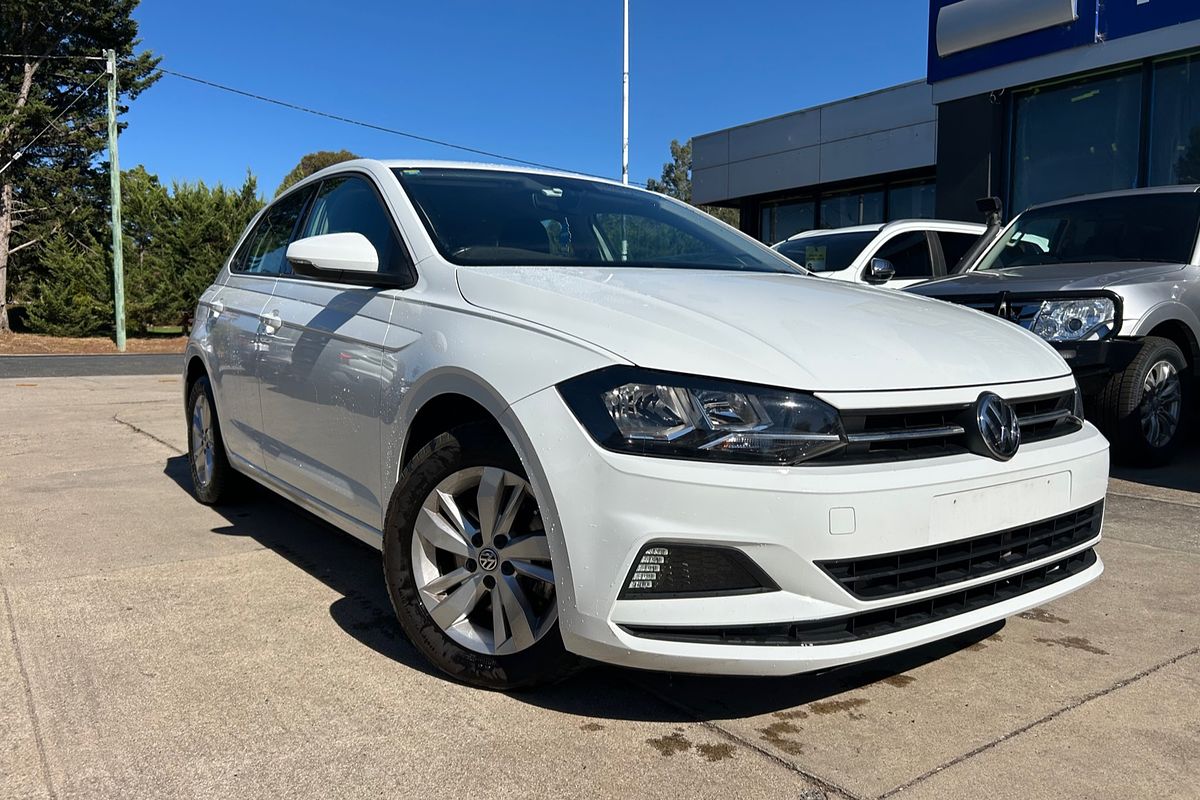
[[260, 310, 282, 334], [210, 300, 225, 317]]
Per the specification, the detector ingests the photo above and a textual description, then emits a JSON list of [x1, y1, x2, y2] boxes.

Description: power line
[[159, 67, 577, 173], [0, 53, 107, 60], [0, 71, 106, 176]]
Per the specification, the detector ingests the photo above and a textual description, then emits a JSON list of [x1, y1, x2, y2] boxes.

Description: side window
[[938, 232, 982, 272], [299, 176, 406, 273], [231, 188, 313, 275], [873, 231, 934, 279]]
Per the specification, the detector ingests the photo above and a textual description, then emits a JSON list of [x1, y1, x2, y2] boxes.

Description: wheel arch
[[1127, 302, 1200, 368]]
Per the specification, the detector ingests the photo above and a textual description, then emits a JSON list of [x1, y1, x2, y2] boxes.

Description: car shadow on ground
[[163, 454, 1003, 721], [1110, 443, 1200, 494]]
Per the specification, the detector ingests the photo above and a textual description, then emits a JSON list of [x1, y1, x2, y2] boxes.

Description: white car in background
[[184, 160, 1106, 690], [773, 219, 987, 288]]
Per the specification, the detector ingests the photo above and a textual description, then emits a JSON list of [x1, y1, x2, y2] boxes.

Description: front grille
[[621, 548, 1097, 647], [817, 501, 1103, 600], [814, 389, 1081, 464]]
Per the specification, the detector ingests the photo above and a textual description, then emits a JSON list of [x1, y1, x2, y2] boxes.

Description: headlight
[[1030, 298, 1115, 342], [558, 367, 846, 465]]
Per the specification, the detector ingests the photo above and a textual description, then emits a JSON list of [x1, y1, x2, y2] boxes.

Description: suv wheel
[[382, 423, 578, 690], [1097, 336, 1188, 466]]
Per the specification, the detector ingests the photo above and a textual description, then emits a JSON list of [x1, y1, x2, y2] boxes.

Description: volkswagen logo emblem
[[477, 547, 499, 572], [976, 392, 1021, 461]]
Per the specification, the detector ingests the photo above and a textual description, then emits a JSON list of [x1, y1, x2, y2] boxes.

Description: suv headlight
[[558, 367, 846, 465], [1030, 298, 1115, 342]]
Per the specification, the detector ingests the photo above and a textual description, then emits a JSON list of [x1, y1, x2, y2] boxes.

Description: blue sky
[[123, 0, 930, 196]]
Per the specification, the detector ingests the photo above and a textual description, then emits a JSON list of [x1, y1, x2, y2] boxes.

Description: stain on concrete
[[647, 731, 692, 756], [881, 674, 916, 688], [773, 708, 810, 720], [1035, 635, 1109, 655], [695, 742, 736, 762], [809, 697, 869, 719], [1020, 607, 1070, 625], [758, 721, 805, 756], [580, 722, 604, 732]]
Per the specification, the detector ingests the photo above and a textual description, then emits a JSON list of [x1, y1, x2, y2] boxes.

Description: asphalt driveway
[[1, 375, 1197, 799]]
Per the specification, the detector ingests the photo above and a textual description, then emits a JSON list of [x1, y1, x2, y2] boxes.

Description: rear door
[[933, 229, 984, 274], [206, 190, 311, 468], [258, 174, 407, 528]]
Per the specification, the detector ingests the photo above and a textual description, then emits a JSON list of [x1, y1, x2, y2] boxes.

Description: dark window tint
[[938, 231, 982, 272], [979, 193, 1200, 270], [300, 176, 405, 273], [774, 231, 876, 272], [232, 188, 312, 275], [874, 231, 934, 279], [1150, 53, 1200, 185], [820, 189, 884, 229], [394, 168, 797, 273], [887, 182, 936, 220], [1011, 69, 1142, 212]]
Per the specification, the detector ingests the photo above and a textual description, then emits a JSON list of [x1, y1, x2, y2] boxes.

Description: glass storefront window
[[887, 181, 936, 219], [820, 189, 884, 229], [760, 199, 814, 243], [1011, 69, 1142, 213], [1151, 53, 1200, 185]]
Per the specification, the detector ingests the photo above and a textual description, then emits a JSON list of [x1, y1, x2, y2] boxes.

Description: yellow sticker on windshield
[[805, 246, 827, 271]]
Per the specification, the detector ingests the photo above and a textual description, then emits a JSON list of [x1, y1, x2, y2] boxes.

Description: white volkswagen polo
[[184, 160, 1108, 689]]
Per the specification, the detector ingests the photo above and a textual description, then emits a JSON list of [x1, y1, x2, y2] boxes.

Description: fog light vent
[[619, 543, 778, 600]]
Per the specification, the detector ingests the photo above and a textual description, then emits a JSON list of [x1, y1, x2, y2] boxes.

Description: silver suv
[[910, 186, 1200, 465]]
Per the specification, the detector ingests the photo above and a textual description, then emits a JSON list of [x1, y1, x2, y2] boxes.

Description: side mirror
[[866, 257, 896, 284], [287, 232, 379, 278]]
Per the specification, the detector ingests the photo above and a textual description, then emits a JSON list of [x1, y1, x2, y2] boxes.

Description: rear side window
[[299, 176, 407, 273], [938, 231, 981, 272], [874, 231, 934, 279], [231, 187, 313, 275]]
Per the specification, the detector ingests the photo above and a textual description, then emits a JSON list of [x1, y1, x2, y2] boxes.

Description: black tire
[[186, 375, 239, 505], [382, 423, 578, 690], [1094, 336, 1188, 466]]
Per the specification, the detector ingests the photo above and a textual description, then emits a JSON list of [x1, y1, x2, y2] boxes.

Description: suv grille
[[816, 501, 1103, 600], [621, 548, 1098, 647], [812, 390, 1082, 464]]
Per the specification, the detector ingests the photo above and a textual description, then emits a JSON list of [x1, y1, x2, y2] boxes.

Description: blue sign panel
[[1103, 0, 1200, 41], [929, 0, 1200, 83]]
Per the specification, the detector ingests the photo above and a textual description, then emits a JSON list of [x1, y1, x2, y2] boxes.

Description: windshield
[[393, 168, 800, 273], [976, 193, 1200, 271], [773, 231, 877, 272]]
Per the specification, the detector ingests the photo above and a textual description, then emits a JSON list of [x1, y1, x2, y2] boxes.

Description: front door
[[258, 174, 408, 529]]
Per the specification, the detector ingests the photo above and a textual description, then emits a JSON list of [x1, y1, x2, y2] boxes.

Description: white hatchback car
[[184, 160, 1108, 689], [773, 220, 987, 288]]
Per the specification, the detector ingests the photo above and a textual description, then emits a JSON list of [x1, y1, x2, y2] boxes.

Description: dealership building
[[694, 0, 1200, 243]]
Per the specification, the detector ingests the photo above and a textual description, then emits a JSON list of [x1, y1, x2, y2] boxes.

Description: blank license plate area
[[930, 472, 1072, 543]]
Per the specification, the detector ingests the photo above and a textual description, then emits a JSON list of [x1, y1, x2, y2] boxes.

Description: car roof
[[779, 218, 985, 244], [1026, 184, 1200, 212]]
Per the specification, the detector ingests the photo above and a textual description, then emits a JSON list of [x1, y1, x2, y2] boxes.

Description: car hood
[[456, 267, 1069, 392], [914, 262, 1186, 297]]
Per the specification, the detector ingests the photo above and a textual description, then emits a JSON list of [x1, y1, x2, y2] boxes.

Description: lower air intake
[[618, 543, 778, 600]]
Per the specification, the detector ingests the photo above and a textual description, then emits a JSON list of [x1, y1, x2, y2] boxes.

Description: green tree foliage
[[23, 232, 113, 336], [24, 167, 263, 334], [276, 149, 360, 196], [646, 138, 741, 228], [0, 0, 161, 331]]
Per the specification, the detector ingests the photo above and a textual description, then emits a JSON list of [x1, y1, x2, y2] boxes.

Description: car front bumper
[[1053, 339, 1143, 392], [508, 376, 1109, 676]]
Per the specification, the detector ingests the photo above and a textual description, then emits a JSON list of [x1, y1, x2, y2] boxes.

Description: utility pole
[[622, 0, 629, 185], [105, 49, 126, 352]]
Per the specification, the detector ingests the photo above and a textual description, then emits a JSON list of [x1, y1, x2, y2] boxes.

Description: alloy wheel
[[1140, 359, 1182, 448], [411, 467, 557, 656], [190, 392, 216, 489]]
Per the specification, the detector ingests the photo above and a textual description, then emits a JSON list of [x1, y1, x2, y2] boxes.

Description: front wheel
[[382, 423, 578, 690], [1096, 336, 1188, 466]]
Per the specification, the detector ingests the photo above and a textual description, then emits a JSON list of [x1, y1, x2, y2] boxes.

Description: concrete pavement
[[1, 375, 1198, 799]]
